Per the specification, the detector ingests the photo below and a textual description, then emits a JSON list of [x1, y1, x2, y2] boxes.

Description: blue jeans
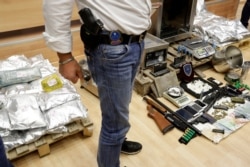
[[85, 41, 144, 167], [0, 137, 13, 167]]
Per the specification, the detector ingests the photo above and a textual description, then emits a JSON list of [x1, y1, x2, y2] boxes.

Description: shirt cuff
[[43, 32, 72, 54]]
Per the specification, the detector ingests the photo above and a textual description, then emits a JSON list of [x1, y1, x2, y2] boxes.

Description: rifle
[[143, 95, 202, 136], [147, 104, 174, 134]]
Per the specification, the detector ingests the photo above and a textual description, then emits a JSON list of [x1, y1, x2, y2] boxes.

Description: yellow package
[[41, 73, 63, 92]]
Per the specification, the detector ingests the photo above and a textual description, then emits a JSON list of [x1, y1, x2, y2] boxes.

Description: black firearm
[[78, 8, 104, 49], [78, 8, 103, 35]]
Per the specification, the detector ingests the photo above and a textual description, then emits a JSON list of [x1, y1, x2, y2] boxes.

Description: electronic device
[[163, 86, 192, 108], [175, 100, 207, 123], [170, 55, 186, 69], [175, 105, 199, 123], [150, 62, 170, 77], [179, 38, 215, 59], [188, 99, 207, 113], [175, 108, 195, 122], [156, 0, 198, 43], [168, 99, 207, 123], [141, 33, 169, 69]]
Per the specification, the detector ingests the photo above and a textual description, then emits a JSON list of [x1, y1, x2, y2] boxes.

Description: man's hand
[[58, 52, 83, 84]]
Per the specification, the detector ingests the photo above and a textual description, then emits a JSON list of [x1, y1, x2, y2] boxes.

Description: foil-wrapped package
[[0, 129, 10, 137], [22, 128, 47, 144], [2, 131, 24, 151], [0, 83, 35, 96], [194, 0, 250, 44], [46, 125, 68, 134], [0, 54, 89, 152], [38, 80, 80, 111], [32, 59, 57, 78], [0, 94, 7, 109], [235, 101, 250, 119], [6, 95, 47, 130], [0, 108, 11, 130], [0, 67, 42, 88], [45, 100, 88, 131], [0, 94, 11, 130], [0, 55, 31, 71]]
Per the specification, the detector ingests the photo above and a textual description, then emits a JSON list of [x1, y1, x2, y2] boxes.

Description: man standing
[[42, 1, 152, 167], [241, 0, 250, 28]]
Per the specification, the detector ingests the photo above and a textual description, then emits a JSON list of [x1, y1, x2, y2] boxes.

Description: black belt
[[99, 30, 147, 45]]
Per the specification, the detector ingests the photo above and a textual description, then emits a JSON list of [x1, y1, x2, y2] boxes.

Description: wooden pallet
[[227, 36, 250, 50], [6, 116, 94, 160]]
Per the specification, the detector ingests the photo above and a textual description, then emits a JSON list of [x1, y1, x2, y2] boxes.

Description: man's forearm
[[57, 52, 74, 64]]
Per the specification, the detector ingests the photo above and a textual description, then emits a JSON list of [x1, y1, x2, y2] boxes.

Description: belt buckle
[[109, 31, 123, 45]]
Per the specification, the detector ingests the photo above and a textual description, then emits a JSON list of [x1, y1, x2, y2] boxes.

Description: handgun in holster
[[78, 8, 104, 49]]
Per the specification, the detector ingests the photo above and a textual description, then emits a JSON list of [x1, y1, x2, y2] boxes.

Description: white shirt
[[43, 0, 152, 54]]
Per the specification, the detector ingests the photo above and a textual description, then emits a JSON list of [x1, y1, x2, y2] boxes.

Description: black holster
[[80, 25, 100, 50], [79, 8, 103, 50]]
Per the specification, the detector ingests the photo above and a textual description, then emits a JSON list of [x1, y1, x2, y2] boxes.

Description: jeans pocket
[[101, 44, 129, 61]]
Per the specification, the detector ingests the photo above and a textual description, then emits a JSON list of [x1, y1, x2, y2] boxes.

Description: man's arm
[[57, 52, 83, 84], [42, 0, 83, 83]]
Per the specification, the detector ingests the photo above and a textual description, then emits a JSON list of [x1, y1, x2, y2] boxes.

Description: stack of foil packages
[[0, 54, 88, 151], [194, 0, 250, 46]]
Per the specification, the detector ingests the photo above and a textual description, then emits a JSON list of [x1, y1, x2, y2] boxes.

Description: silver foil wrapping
[[0, 108, 11, 130], [22, 128, 47, 144], [1, 83, 34, 95], [45, 100, 88, 130], [0, 55, 88, 151], [235, 101, 250, 119], [38, 81, 80, 111], [0, 55, 31, 71], [6, 94, 47, 130], [194, 0, 250, 45], [0, 94, 11, 131], [46, 126, 68, 134], [2, 131, 24, 151], [0, 67, 42, 88]]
